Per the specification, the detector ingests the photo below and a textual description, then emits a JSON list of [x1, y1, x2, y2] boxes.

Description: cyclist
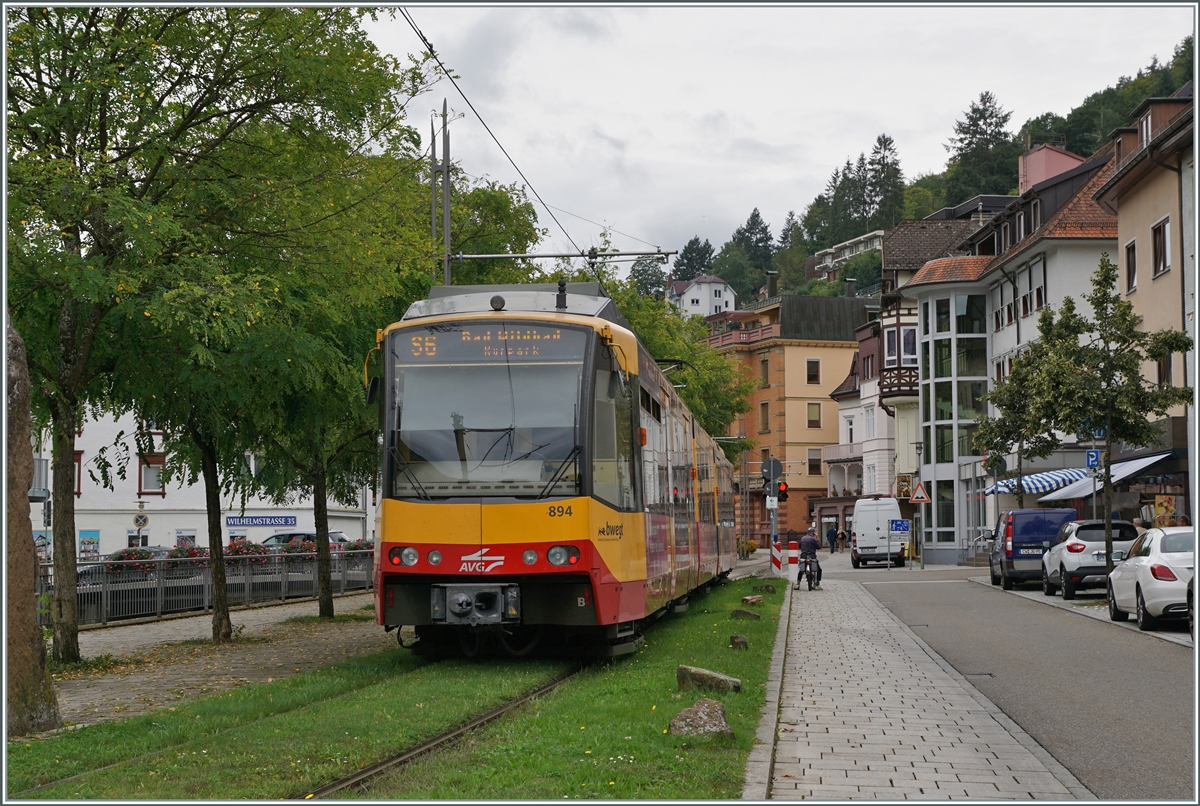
[[798, 527, 823, 589]]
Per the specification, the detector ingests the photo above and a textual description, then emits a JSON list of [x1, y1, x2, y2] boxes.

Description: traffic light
[[777, 481, 789, 502]]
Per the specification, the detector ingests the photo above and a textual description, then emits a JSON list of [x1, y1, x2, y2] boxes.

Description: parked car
[[260, 530, 350, 552], [1042, 519, 1138, 600], [989, 508, 1078, 590], [849, 497, 905, 568], [1107, 527, 1194, 631]]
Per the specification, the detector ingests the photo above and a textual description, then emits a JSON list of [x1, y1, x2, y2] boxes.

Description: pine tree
[[731, 208, 774, 275], [673, 236, 715, 282], [868, 134, 906, 230]]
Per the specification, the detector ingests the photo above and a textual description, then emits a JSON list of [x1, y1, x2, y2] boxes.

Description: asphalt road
[[835, 565, 1195, 800]]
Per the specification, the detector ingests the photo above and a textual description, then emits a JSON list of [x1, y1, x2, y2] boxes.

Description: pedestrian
[[837, 528, 846, 552], [1167, 516, 1178, 527], [825, 524, 837, 555], [1179, 515, 1191, 526]]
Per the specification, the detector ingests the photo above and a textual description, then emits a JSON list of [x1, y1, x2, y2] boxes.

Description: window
[[1158, 354, 1173, 388], [592, 368, 636, 511], [74, 450, 84, 497], [139, 453, 166, 497], [807, 358, 820, 384], [884, 328, 898, 368], [127, 530, 149, 548], [78, 530, 100, 560], [1126, 241, 1137, 292], [936, 479, 955, 528], [1032, 199, 1042, 230], [922, 302, 930, 335], [1035, 287, 1045, 310], [1152, 219, 1170, 276], [1020, 293, 1030, 318], [935, 299, 951, 333], [936, 425, 954, 463], [759, 356, 769, 387], [933, 339, 952, 378], [690, 298, 699, 306], [993, 309, 1003, 332], [958, 423, 980, 456], [994, 360, 1004, 382], [807, 402, 821, 428], [808, 448, 822, 475], [958, 381, 987, 420], [901, 326, 917, 367], [759, 402, 770, 432], [714, 289, 721, 298], [1005, 302, 1014, 325], [865, 406, 876, 440], [1138, 112, 1152, 147], [1017, 212, 1025, 241], [175, 530, 197, 547], [845, 416, 854, 443], [935, 381, 953, 420], [862, 353, 874, 380], [1001, 222, 1010, 252], [956, 295, 987, 334]]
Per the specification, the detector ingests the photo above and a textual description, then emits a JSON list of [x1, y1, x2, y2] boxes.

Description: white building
[[29, 412, 375, 561], [667, 274, 736, 318]]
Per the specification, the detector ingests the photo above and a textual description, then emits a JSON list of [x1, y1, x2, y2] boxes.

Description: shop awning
[[1037, 453, 1172, 501], [983, 467, 1089, 496]]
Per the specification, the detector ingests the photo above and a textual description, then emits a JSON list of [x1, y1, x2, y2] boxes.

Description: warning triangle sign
[[909, 481, 931, 504]]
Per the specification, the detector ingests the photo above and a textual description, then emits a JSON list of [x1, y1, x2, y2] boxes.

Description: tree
[[839, 248, 882, 289], [776, 210, 799, 252], [7, 318, 61, 736], [943, 91, 1022, 204], [628, 256, 667, 298], [868, 134, 906, 230], [672, 236, 714, 282], [7, 7, 434, 657], [1037, 254, 1192, 568], [731, 209, 774, 276], [710, 242, 758, 303], [972, 341, 1061, 508]]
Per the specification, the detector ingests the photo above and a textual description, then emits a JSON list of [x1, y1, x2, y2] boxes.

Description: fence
[[35, 550, 374, 628]]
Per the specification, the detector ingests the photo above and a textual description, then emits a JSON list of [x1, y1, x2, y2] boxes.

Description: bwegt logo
[[597, 523, 624, 538]]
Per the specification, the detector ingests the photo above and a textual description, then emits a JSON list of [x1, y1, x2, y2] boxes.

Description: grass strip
[[12, 654, 572, 800], [353, 575, 784, 799], [6, 648, 425, 794]]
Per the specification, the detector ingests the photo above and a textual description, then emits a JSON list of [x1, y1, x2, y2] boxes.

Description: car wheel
[[1042, 565, 1057, 596], [1136, 587, 1159, 632], [1107, 581, 1128, 622], [1060, 565, 1075, 600], [850, 554, 860, 569], [1001, 567, 1014, 591], [989, 560, 1000, 586]]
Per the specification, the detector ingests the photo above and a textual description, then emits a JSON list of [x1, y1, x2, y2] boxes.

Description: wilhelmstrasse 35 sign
[[225, 516, 297, 527]]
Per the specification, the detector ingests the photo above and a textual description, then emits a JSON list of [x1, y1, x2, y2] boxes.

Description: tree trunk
[[1103, 420, 1115, 573], [313, 457, 334, 619], [49, 398, 81, 664], [193, 423, 232, 642], [1014, 438, 1024, 508], [7, 319, 62, 735]]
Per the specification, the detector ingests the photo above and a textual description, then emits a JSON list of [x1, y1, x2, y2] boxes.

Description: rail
[[34, 550, 374, 628]]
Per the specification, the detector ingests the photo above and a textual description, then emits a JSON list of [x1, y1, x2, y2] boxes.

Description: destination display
[[394, 323, 586, 363]]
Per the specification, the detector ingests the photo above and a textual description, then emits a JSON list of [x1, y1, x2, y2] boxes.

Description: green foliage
[[839, 248, 882, 288], [711, 241, 759, 302], [799, 134, 905, 251], [794, 279, 843, 298], [943, 91, 1022, 205], [628, 256, 668, 298], [672, 236, 715, 282], [904, 173, 946, 220], [730, 208, 774, 277]]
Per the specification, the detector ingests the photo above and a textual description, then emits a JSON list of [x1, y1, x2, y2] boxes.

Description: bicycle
[[799, 557, 817, 591]]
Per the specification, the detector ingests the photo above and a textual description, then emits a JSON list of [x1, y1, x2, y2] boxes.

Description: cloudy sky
[[364, 5, 1194, 274]]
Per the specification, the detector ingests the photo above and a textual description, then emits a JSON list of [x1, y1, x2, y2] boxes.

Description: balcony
[[823, 442, 863, 463], [704, 323, 780, 348], [879, 366, 919, 399]]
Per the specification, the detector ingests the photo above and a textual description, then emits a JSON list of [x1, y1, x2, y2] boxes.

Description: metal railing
[[34, 550, 374, 628], [959, 535, 992, 567]]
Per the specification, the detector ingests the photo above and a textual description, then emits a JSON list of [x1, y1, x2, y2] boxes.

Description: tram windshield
[[387, 322, 587, 499]]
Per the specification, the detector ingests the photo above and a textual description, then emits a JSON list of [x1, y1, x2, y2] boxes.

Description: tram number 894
[[548, 505, 573, 517]]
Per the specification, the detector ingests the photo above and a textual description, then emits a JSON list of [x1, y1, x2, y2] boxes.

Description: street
[[832, 564, 1194, 799]]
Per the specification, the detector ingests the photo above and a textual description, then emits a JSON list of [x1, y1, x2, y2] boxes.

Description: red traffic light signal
[[777, 481, 789, 502]]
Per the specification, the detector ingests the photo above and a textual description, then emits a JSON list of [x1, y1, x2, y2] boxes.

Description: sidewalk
[[743, 574, 1093, 800]]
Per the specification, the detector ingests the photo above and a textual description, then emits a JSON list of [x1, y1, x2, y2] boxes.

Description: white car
[[1041, 519, 1138, 600], [1107, 527, 1195, 631]]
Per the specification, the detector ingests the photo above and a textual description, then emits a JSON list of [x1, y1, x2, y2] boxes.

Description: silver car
[[1041, 519, 1138, 600], [1107, 527, 1194, 631], [260, 530, 350, 552]]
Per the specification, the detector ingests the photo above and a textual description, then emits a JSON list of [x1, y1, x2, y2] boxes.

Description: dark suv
[[989, 509, 1078, 590]]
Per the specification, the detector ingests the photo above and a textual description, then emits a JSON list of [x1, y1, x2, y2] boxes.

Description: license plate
[[1019, 548, 1042, 554]]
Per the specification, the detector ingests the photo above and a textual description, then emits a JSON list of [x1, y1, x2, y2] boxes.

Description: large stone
[[752, 583, 776, 593], [677, 664, 742, 693], [741, 595, 764, 605], [730, 635, 749, 650], [668, 697, 734, 739], [730, 609, 760, 620]]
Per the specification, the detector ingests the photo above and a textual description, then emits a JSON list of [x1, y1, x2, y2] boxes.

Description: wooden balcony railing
[[704, 323, 781, 348]]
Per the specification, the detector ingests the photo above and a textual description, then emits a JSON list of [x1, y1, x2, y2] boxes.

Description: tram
[[371, 280, 738, 656]]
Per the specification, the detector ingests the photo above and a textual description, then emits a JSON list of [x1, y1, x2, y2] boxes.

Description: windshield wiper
[[389, 443, 431, 501], [538, 445, 581, 500]]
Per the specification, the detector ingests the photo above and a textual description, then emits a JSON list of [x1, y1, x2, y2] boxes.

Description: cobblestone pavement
[[55, 593, 395, 729], [746, 577, 1093, 800]]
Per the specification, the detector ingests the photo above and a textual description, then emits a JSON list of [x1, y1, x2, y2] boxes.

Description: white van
[[850, 497, 905, 568]]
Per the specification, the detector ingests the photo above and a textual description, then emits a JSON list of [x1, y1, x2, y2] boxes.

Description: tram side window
[[593, 369, 636, 510]]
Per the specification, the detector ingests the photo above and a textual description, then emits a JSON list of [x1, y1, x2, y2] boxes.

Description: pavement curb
[[741, 574, 791, 800], [870, 581, 1097, 800], [965, 575, 1194, 649]]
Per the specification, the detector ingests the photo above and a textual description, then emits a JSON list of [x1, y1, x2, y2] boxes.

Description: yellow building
[[706, 293, 873, 545]]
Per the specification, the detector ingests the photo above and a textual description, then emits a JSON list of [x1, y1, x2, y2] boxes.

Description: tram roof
[[405, 282, 632, 330]]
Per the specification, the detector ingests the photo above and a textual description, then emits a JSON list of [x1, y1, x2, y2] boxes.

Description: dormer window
[[1031, 199, 1042, 230], [1138, 112, 1152, 148], [1016, 212, 1025, 241], [1001, 222, 1011, 252]]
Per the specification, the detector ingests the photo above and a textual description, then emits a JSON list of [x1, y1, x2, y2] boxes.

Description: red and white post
[[787, 540, 799, 585]]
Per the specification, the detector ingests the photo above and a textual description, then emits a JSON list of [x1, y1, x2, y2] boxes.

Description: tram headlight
[[428, 550, 442, 565], [522, 549, 537, 565], [546, 545, 580, 566]]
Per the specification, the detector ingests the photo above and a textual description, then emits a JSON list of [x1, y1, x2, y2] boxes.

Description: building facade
[[667, 274, 737, 318]]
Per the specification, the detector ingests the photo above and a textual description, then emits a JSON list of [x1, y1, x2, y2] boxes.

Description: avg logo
[[459, 547, 505, 573]]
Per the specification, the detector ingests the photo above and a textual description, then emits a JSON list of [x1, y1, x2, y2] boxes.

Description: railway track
[[302, 665, 585, 799]]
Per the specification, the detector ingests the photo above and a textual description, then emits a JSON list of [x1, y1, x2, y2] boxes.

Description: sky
[[363, 4, 1195, 275]]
